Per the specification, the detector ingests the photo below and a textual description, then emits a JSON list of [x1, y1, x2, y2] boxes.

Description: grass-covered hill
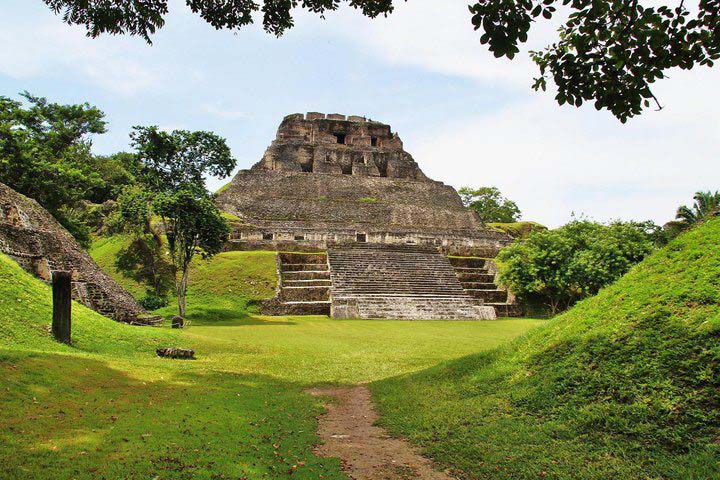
[[0, 248, 543, 478], [90, 235, 278, 319], [372, 218, 720, 480]]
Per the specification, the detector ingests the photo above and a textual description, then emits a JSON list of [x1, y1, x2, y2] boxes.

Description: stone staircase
[[327, 244, 496, 320], [448, 257, 523, 317], [262, 252, 331, 315]]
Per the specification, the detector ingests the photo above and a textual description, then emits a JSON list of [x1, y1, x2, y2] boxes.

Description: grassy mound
[[0, 253, 345, 479], [1, 250, 543, 478], [0, 253, 178, 356], [487, 221, 547, 238], [90, 235, 277, 320], [372, 219, 720, 479]]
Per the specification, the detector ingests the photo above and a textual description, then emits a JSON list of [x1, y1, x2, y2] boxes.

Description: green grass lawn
[[0, 252, 543, 479], [371, 219, 720, 480]]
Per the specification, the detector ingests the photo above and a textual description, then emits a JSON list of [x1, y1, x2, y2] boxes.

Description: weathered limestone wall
[[0, 182, 147, 323], [216, 112, 511, 256], [256, 112, 425, 180]]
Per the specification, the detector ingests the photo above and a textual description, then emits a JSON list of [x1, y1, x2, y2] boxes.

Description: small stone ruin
[[0, 182, 159, 325]]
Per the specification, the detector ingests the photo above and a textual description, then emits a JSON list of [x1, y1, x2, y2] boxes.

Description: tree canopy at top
[[42, 0, 719, 122]]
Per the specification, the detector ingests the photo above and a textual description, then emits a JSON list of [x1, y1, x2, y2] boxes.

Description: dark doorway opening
[[262, 232, 274, 241], [356, 233, 367, 243], [375, 160, 388, 177], [300, 159, 313, 173], [370, 137, 378, 147], [341, 163, 353, 175], [334, 133, 346, 144]]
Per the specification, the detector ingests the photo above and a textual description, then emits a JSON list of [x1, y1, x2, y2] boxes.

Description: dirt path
[[307, 385, 455, 480]]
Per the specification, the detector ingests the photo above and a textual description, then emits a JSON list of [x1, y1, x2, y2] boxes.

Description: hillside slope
[[0, 253, 347, 479], [373, 218, 720, 480], [90, 235, 277, 320]]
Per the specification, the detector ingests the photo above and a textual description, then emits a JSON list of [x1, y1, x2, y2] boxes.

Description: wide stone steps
[[449, 257, 522, 317], [337, 296, 494, 320], [328, 245, 495, 320], [262, 252, 331, 315]]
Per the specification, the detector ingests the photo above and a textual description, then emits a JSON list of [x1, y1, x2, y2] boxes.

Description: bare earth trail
[[307, 385, 456, 480]]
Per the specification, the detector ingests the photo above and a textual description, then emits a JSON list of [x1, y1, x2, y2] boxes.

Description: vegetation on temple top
[[41, 1, 719, 122], [460, 186, 522, 223], [486, 221, 547, 239]]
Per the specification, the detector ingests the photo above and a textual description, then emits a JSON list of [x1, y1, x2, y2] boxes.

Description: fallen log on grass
[[156, 347, 195, 359]]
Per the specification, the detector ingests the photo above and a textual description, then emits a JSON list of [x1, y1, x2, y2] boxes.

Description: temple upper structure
[[253, 112, 427, 180], [215, 113, 509, 256]]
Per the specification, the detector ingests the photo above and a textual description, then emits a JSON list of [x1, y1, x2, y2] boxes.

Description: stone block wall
[[216, 112, 512, 258], [0, 183, 149, 324]]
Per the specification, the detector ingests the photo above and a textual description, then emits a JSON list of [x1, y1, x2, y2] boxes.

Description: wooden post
[[52, 271, 72, 344]]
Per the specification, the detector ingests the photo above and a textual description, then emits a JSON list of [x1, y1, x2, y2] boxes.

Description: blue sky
[[1, 0, 718, 226]]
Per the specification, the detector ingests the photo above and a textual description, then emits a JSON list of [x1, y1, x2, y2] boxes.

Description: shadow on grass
[[0, 350, 343, 479], [184, 308, 297, 326]]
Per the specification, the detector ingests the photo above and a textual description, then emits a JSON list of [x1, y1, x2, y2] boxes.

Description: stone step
[[283, 270, 330, 279], [277, 300, 331, 316], [447, 257, 487, 268], [459, 282, 497, 290], [456, 273, 494, 282], [283, 279, 332, 287], [282, 263, 330, 272], [280, 286, 330, 302], [279, 252, 327, 264], [452, 267, 491, 273], [465, 289, 508, 303]]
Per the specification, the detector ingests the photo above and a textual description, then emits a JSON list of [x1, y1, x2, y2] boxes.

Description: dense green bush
[[498, 220, 655, 314]]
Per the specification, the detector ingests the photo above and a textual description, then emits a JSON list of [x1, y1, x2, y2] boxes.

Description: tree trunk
[[52, 271, 72, 344]]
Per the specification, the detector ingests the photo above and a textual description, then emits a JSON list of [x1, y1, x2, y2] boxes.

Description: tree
[[42, 2, 719, 122], [114, 185, 173, 309], [664, 190, 720, 239], [676, 190, 720, 226], [0, 92, 108, 246], [474, 0, 720, 123], [85, 152, 140, 204], [497, 220, 655, 314], [129, 126, 237, 317], [130, 126, 235, 192], [154, 187, 230, 317], [459, 186, 521, 223]]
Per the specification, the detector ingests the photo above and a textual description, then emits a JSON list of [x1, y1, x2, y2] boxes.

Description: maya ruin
[[216, 113, 519, 320], [3, 2, 718, 479]]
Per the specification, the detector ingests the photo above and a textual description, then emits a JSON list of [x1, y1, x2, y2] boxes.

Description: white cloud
[[295, 0, 565, 85], [0, 8, 162, 96], [412, 67, 720, 227], [201, 103, 251, 120]]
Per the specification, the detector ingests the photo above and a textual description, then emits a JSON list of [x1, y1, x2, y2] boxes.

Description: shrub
[[497, 220, 655, 314]]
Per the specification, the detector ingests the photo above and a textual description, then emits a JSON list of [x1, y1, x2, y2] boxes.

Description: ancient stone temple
[[0, 182, 157, 325], [217, 113, 519, 319]]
